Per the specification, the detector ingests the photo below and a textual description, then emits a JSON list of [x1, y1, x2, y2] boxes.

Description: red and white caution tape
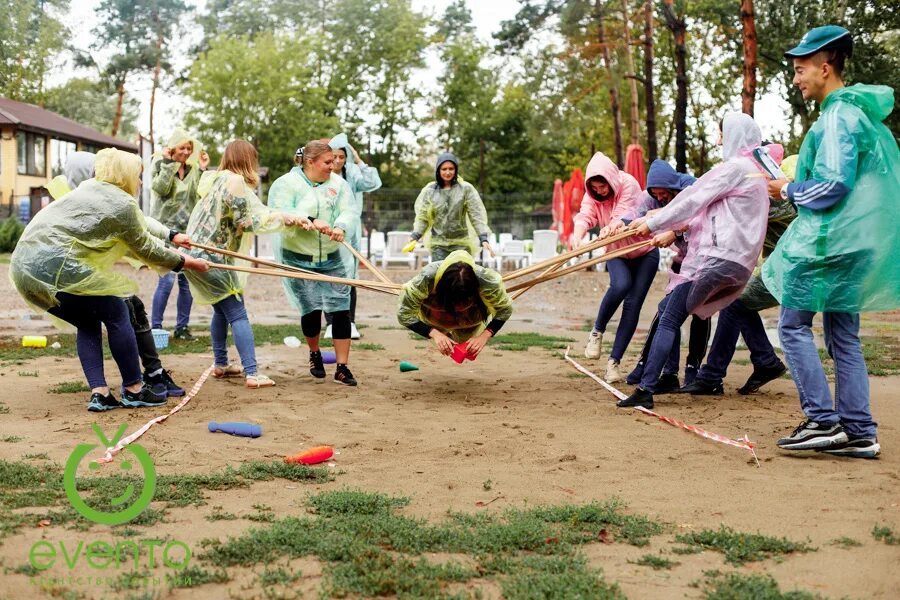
[[564, 348, 759, 466], [96, 365, 214, 464]]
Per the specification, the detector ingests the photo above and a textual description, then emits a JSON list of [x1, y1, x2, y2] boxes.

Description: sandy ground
[[0, 262, 898, 599]]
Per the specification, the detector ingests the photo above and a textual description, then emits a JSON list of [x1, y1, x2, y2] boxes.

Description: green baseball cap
[[785, 25, 853, 58]]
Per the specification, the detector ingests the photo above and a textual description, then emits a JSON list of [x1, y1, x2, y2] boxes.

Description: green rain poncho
[[763, 84, 900, 312], [10, 149, 183, 313], [150, 128, 202, 231], [184, 170, 288, 304], [397, 250, 512, 343], [412, 153, 491, 255]]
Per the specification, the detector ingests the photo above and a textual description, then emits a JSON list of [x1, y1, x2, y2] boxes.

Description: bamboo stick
[[208, 262, 402, 296], [340, 240, 394, 285], [510, 260, 567, 300], [501, 229, 640, 281]]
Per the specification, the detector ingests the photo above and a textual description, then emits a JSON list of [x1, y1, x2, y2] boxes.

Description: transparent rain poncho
[[646, 113, 770, 318], [149, 128, 202, 231], [412, 153, 491, 255], [398, 250, 513, 343], [9, 148, 183, 314], [184, 170, 289, 305], [329, 133, 382, 279], [763, 84, 900, 312]]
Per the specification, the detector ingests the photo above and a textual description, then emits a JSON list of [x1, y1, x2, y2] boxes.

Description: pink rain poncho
[[646, 112, 770, 318], [574, 152, 653, 259]]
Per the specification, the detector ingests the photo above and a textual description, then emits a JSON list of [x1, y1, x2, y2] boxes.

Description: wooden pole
[[208, 263, 402, 295], [340, 240, 394, 285], [502, 229, 639, 281]]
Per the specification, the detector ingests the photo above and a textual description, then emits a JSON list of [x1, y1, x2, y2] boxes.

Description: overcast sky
[[54, 0, 791, 160]]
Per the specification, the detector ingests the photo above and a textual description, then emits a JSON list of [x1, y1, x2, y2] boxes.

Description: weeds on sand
[[702, 571, 824, 599], [49, 381, 90, 394], [632, 553, 678, 570], [830, 536, 862, 549], [491, 332, 575, 352], [675, 526, 813, 565], [872, 525, 899, 545]]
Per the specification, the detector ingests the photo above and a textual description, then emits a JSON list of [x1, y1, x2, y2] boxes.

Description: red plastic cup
[[451, 343, 468, 364]]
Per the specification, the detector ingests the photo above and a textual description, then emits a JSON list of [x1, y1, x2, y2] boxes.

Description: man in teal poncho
[[764, 26, 900, 458]]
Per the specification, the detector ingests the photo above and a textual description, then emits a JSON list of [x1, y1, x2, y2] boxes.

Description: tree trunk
[[479, 138, 486, 194], [149, 31, 163, 147], [643, 0, 657, 161], [621, 0, 640, 145], [740, 0, 758, 116], [661, 0, 687, 172], [596, 0, 624, 167], [112, 78, 126, 137]]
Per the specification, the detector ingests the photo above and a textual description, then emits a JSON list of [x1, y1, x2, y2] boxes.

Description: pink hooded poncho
[[646, 112, 770, 318]]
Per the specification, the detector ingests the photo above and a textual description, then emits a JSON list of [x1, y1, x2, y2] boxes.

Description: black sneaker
[[777, 420, 848, 451], [87, 392, 122, 412], [309, 351, 326, 380], [173, 326, 194, 341], [334, 364, 358, 387], [617, 388, 653, 409], [737, 362, 788, 395], [678, 379, 724, 396], [683, 365, 698, 386], [654, 373, 681, 394], [143, 374, 169, 400], [818, 436, 881, 459], [626, 361, 645, 385], [121, 385, 168, 409], [159, 369, 185, 397]]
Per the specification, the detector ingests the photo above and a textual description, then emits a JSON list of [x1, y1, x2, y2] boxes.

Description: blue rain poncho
[[763, 84, 900, 312], [10, 149, 184, 314], [398, 250, 512, 343], [329, 133, 382, 278]]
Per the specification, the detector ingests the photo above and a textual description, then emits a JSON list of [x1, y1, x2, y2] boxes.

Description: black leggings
[[302, 310, 351, 340], [124, 295, 162, 374]]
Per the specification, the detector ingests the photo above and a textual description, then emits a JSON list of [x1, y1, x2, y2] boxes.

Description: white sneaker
[[606, 359, 623, 383], [324, 324, 333, 340], [350, 323, 361, 340], [584, 330, 603, 359]]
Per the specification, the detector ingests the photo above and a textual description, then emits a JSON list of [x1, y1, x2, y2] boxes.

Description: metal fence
[[362, 188, 554, 240]]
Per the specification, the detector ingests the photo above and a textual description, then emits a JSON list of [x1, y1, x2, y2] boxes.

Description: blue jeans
[[639, 281, 692, 391], [698, 298, 781, 385], [211, 295, 257, 376], [595, 249, 659, 361], [778, 308, 876, 437], [48, 293, 142, 389], [151, 272, 193, 330]]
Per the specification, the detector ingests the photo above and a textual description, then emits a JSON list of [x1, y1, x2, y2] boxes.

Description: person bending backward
[[149, 128, 210, 341], [409, 153, 492, 262], [268, 140, 360, 386], [398, 250, 512, 357], [184, 140, 309, 389], [613, 159, 711, 392], [323, 133, 382, 341], [763, 26, 900, 459], [9, 148, 210, 412], [619, 112, 770, 410], [572, 152, 657, 384], [49, 151, 191, 402]]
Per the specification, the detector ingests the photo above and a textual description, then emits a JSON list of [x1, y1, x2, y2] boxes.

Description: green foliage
[[830, 536, 862, 549], [675, 526, 814, 565], [702, 571, 824, 600], [632, 553, 679, 570], [0, 0, 69, 102], [872, 525, 899, 545], [0, 218, 25, 254], [49, 381, 91, 394], [43, 78, 139, 138], [491, 332, 575, 352]]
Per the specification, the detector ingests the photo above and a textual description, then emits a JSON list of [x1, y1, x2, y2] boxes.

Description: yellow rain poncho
[[150, 128, 202, 231], [9, 148, 184, 314], [184, 170, 289, 304], [412, 153, 491, 255], [397, 250, 512, 342]]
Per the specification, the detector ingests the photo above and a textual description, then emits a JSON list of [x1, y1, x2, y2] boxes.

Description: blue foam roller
[[208, 422, 262, 438], [322, 350, 337, 364]]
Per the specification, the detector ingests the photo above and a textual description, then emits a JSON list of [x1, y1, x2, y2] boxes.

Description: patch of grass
[[2, 436, 23, 443], [0, 404, 9, 414], [671, 544, 704, 555], [702, 571, 824, 599], [238, 460, 334, 484], [206, 506, 238, 521], [818, 336, 900, 376], [12, 562, 42, 576], [566, 372, 588, 378], [378, 325, 403, 330], [23, 453, 50, 460], [482, 479, 493, 491], [201, 491, 658, 598], [632, 553, 678, 570], [492, 332, 575, 352], [675, 526, 813, 565], [49, 381, 90, 394], [259, 566, 301, 587], [872, 525, 899, 545], [830, 536, 862, 549], [166, 565, 230, 588], [17, 370, 39, 377]]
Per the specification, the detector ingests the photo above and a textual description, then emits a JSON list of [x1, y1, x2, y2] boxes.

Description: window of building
[[16, 131, 47, 177], [51, 139, 78, 177]]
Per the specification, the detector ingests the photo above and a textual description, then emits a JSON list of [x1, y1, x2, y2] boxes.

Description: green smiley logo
[[64, 424, 157, 526]]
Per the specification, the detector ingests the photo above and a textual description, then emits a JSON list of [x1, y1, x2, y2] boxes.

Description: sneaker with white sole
[[606, 358, 623, 383], [246, 374, 275, 389], [350, 323, 361, 340], [584, 330, 603, 359], [324, 324, 333, 340], [777, 420, 848, 451], [818, 436, 880, 459]]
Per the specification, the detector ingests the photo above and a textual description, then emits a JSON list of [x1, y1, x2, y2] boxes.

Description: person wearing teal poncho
[[765, 26, 900, 459]]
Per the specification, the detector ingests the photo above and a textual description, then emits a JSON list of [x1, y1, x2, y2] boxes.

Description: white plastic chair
[[498, 233, 513, 248], [369, 231, 386, 262], [255, 234, 275, 260], [382, 231, 415, 269], [531, 229, 559, 264], [477, 233, 499, 267], [497, 239, 530, 272], [360, 236, 369, 257]]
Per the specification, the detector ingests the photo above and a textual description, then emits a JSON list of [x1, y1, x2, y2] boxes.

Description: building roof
[[0, 96, 138, 152]]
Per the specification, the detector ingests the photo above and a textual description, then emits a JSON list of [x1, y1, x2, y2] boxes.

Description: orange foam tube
[[284, 446, 334, 465]]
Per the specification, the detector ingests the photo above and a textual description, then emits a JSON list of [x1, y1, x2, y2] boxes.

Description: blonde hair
[[219, 140, 259, 187], [94, 148, 143, 198], [299, 140, 332, 168]]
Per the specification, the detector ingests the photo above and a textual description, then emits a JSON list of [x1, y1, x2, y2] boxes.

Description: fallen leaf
[[598, 528, 613, 544], [37, 520, 51, 528]]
